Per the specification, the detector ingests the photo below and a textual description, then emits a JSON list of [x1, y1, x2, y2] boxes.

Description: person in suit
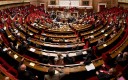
[[38, 54, 50, 64], [115, 51, 128, 66], [18, 58, 37, 80], [54, 53, 64, 65], [96, 68, 116, 80], [44, 67, 69, 80], [83, 48, 95, 65], [64, 54, 75, 64]]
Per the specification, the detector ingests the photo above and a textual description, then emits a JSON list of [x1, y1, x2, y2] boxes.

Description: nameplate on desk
[[14, 54, 18, 59], [8, 35, 12, 38], [8, 51, 12, 54], [44, 44, 49, 46], [104, 34, 108, 36], [4, 27, 6, 30], [90, 35, 94, 38], [62, 54, 66, 57], [29, 62, 35, 67], [49, 53, 57, 57], [67, 45, 72, 47], [31, 23, 37, 26], [82, 51, 87, 55], [17, 33, 20, 36], [42, 52, 48, 56], [3, 48, 8, 51], [103, 44, 107, 47], [101, 30, 104, 33], [91, 31, 94, 33], [65, 40, 68, 42], [85, 63, 95, 71], [15, 30, 18, 33], [29, 48, 35, 52], [29, 33, 33, 36]]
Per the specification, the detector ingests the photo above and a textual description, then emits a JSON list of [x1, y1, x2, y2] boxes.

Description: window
[[59, 0, 80, 6], [82, 1, 89, 6], [50, 0, 56, 5]]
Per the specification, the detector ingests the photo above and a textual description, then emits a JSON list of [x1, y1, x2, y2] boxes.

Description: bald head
[[20, 64, 26, 71], [109, 68, 116, 75], [123, 52, 128, 56], [4, 77, 10, 80]]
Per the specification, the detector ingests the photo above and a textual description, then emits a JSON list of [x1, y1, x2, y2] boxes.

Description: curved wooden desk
[[5, 47, 104, 72], [97, 26, 125, 50]]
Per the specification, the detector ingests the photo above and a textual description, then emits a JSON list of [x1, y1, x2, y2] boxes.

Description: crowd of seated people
[[115, 51, 128, 66], [96, 64, 116, 80], [0, 4, 128, 80]]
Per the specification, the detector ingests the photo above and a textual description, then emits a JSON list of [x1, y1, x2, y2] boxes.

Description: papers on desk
[[101, 30, 104, 33], [17, 33, 20, 36], [90, 35, 94, 38], [103, 44, 107, 47], [4, 27, 6, 30], [85, 63, 95, 71], [42, 33, 46, 36], [14, 29, 17, 31], [42, 52, 48, 56], [49, 53, 57, 57], [36, 24, 38, 26], [29, 48, 35, 52], [15, 30, 18, 33], [67, 45, 72, 47], [67, 29, 70, 31], [29, 33, 33, 36], [91, 31, 94, 33], [31, 23, 37, 26], [14, 54, 18, 59], [8, 51, 11, 54], [62, 54, 67, 57], [82, 51, 87, 55], [55, 70, 59, 74], [68, 53, 76, 57], [65, 40, 68, 42], [104, 34, 108, 36], [3, 48, 8, 51], [29, 62, 35, 67]]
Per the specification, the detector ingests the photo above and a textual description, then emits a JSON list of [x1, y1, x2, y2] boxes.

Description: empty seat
[[8, 67, 18, 78]]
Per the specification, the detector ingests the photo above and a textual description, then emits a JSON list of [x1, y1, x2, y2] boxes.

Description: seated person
[[38, 54, 50, 64], [81, 48, 96, 65], [18, 58, 37, 80], [44, 67, 69, 80], [64, 54, 75, 64], [45, 37, 52, 42], [96, 68, 116, 80], [115, 51, 128, 66], [54, 53, 64, 65]]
